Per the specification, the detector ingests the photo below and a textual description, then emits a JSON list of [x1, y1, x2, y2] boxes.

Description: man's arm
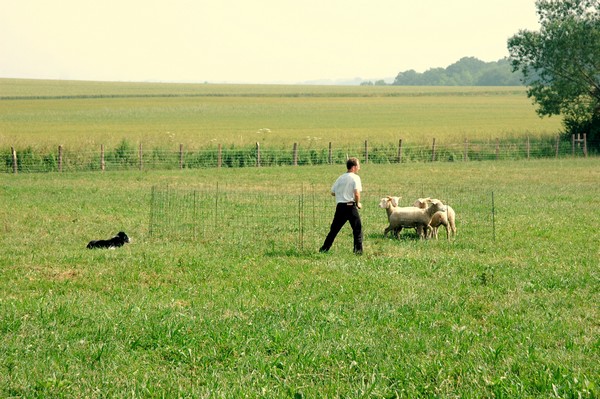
[[354, 189, 362, 209]]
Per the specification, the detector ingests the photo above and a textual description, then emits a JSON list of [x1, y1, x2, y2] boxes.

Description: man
[[319, 157, 363, 255]]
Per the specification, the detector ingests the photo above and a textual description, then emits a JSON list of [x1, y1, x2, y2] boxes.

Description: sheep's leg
[[429, 226, 436, 239], [394, 226, 402, 239], [422, 224, 431, 239], [384, 225, 392, 237]]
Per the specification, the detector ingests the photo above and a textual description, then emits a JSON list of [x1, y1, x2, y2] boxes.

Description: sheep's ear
[[391, 197, 399, 207], [414, 198, 426, 208]]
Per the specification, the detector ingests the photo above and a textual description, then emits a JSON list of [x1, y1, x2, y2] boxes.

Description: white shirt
[[331, 172, 362, 203]]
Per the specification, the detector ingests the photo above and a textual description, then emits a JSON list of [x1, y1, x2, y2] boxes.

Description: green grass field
[[0, 79, 597, 397], [1, 158, 598, 398]]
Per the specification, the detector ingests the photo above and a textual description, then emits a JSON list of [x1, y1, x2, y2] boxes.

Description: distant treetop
[[389, 57, 522, 86]]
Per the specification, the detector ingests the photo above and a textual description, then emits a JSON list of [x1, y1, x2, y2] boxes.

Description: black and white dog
[[87, 231, 131, 249]]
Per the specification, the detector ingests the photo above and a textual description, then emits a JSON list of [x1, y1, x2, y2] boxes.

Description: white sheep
[[379, 196, 401, 209], [413, 197, 456, 240], [378, 196, 402, 237], [380, 197, 446, 239]]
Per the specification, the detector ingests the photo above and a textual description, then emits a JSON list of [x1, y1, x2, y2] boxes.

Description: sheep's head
[[429, 199, 447, 213], [413, 197, 432, 209], [379, 196, 400, 209], [378, 197, 390, 209]]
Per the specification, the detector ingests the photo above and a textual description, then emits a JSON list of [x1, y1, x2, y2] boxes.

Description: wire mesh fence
[[3, 135, 593, 173], [148, 184, 496, 253]]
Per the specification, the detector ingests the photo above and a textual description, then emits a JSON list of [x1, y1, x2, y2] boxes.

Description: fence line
[[149, 184, 496, 253], [3, 135, 592, 173]]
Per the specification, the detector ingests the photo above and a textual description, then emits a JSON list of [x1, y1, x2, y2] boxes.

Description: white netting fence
[[148, 184, 497, 253]]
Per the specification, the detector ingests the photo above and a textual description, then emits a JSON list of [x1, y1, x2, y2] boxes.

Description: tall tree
[[508, 0, 600, 148]]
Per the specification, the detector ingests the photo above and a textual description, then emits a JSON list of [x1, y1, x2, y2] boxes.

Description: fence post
[[364, 140, 369, 164], [496, 138, 500, 160], [464, 138, 469, 161], [572, 133, 587, 157], [11, 147, 17, 174], [526, 136, 530, 160], [139, 143, 143, 171], [256, 142, 261, 167], [58, 145, 63, 172], [299, 184, 304, 251], [328, 142, 333, 164], [555, 135, 560, 158], [100, 144, 106, 172], [217, 144, 222, 168], [492, 191, 496, 242], [149, 186, 156, 238], [397, 139, 403, 164], [292, 142, 298, 166], [431, 138, 436, 162], [179, 144, 184, 169]]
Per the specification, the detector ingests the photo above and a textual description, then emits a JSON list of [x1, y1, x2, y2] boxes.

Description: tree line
[[388, 57, 521, 86], [360, 57, 521, 86]]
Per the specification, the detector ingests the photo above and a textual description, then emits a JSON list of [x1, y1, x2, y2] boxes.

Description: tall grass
[[1, 159, 598, 397]]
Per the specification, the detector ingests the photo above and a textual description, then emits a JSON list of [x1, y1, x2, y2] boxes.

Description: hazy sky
[[0, 0, 541, 84]]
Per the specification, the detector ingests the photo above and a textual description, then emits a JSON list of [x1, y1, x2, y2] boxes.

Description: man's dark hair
[[346, 157, 359, 170]]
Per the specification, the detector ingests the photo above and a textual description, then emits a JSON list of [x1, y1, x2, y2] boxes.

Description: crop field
[[1, 79, 562, 153], [1, 79, 598, 397], [1, 158, 599, 398]]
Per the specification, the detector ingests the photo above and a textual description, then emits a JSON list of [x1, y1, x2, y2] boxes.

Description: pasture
[[1, 159, 599, 398], [0, 79, 597, 397]]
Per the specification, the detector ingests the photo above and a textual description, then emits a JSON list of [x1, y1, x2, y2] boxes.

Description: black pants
[[320, 203, 363, 253]]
